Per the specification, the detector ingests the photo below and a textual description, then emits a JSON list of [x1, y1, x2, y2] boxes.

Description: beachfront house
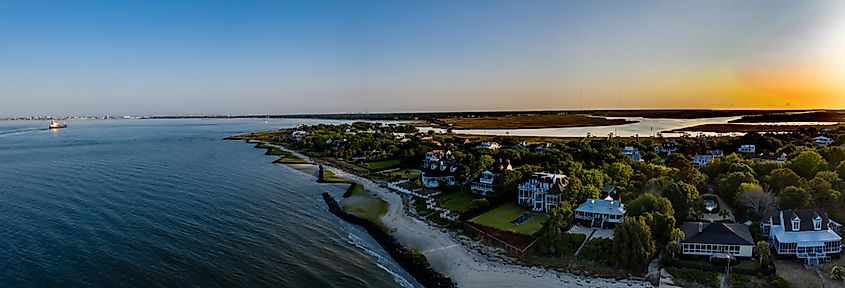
[[761, 209, 843, 264], [575, 197, 625, 228], [680, 222, 754, 258], [477, 142, 501, 150], [752, 153, 788, 163], [470, 159, 512, 196], [692, 149, 724, 168], [815, 136, 835, 146], [517, 172, 568, 212], [420, 162, 460, 188], [621, 146, 643, 162], [738, 144, 756, 153]]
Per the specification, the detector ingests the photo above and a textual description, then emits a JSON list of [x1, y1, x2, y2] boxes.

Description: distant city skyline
[[1, 0, 845, 117]]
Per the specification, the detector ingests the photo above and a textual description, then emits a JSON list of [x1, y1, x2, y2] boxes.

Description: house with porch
[[761, 209, 843, 264], [420, 162, 460, 188], [653, 141, 679, 155], [692, 149, 724, 168], [517, 172, 568, 212], [680, 222, 754, 258], [575, 197, 625, 228], [470, 159, 512, 196]]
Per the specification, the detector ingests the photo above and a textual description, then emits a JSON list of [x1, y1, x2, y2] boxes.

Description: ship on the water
[[48, 120, 68, 129]]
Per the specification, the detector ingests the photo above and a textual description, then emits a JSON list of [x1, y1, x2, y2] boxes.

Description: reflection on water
[[419, 116, 842, 138]]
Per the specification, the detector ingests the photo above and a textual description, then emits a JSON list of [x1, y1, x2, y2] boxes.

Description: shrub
[[766, 274, 791, 288], [578, 238, 613, 264], [832, 265, 845, 281], [533, 232, 585, 257], [728, 274, 753, 288], [666, 267, 719, 288]]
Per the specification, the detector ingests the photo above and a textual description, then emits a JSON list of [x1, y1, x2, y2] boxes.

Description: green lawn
[[470, 203, 548, 236], [319, 170, 349, 183], [273, 155, 308, 164], [365, 159, 402, 171], [265, 147, 289, 156], [386, 169, 421, 180], [438, 191, 477, 213], [341, 184, 389, 230]]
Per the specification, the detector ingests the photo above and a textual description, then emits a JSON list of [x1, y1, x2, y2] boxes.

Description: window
[[814, 218, 822, 230], [792, 218, 800, 231]]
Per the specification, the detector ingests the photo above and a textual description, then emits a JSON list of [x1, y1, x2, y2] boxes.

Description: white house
[[477, 142, 501, 150], [653, 141, 679, 155], [517, 172, 568, 212], [470, 160, 512, 196], [738, 144, 756, 153], [575, 197, 625, 228], [420, 163, 460, 188], [291, 130, 308, 141], [761, 209, 843, 264], [692, 150, 724, 168], [752, 153, 788, 163], [621, 146, 643, 162], [680, 222, 754, 258], [815, 136, 835, 146]]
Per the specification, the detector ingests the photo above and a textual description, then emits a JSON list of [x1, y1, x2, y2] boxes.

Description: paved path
[[817, 268, 830, 288]]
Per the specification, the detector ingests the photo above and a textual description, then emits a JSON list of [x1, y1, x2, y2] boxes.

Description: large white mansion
[[517, 172, 568, 212]]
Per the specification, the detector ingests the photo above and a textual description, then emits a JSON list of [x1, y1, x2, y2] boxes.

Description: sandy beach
[[264, 143, 653, 288]]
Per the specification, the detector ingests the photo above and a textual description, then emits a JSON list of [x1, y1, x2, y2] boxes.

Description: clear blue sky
[[1, 0, 843, 117]]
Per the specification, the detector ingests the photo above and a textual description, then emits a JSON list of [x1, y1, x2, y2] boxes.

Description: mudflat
[[438, 114, 635, 129]]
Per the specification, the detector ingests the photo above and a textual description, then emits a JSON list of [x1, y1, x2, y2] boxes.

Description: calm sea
[[0, 119, 419, 288]]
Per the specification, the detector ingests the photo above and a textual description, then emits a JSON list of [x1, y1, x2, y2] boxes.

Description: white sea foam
[[346, 232, 415, 288]]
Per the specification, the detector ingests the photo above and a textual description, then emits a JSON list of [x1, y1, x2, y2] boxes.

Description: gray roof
[[575, 198, 625, 216], [682, 222, 754, 246], [782, 209, 830, 232]]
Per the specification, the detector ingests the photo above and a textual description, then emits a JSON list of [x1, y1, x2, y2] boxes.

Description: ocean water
[[0, 119, 419, 288]]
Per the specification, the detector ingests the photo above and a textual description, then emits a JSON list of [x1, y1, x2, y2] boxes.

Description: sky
[[1, 0, 844, 117]]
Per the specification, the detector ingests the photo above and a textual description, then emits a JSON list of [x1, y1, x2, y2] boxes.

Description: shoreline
[[244, 140, 653, 287]]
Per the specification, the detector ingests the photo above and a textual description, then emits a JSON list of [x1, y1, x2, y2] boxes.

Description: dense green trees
[[779, 186, 811, 210], [535, 202, 581, 257], [664, 183, 700, 221], [766, 168, 803, 193], [613, 217, 655, 272], [625, 193, 674, 217], [787, 150, 828, 179], [716, 171, 758, 205]]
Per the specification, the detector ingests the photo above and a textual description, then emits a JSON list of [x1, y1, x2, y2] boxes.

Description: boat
[[48, 120, 68, 129]]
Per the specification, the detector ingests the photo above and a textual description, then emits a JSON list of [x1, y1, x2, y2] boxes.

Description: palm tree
[[755, 241, 770, 266], [669, 228, 685, 259]]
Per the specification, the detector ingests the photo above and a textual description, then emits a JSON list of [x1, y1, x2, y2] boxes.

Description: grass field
[[273, 155, 308, 164], [364, 159, 401, 171], [341, 184, 389, 230], [319, 170, 349, 183], [438, 191, 477, 213], [470, 203, 548, 236]]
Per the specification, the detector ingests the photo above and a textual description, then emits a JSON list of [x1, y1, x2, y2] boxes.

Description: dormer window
[[792, 218, 800, 231], [814, 217, 822, 230]]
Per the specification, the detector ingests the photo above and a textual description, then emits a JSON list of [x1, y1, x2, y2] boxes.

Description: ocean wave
[[346, 232, 414, 288]]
